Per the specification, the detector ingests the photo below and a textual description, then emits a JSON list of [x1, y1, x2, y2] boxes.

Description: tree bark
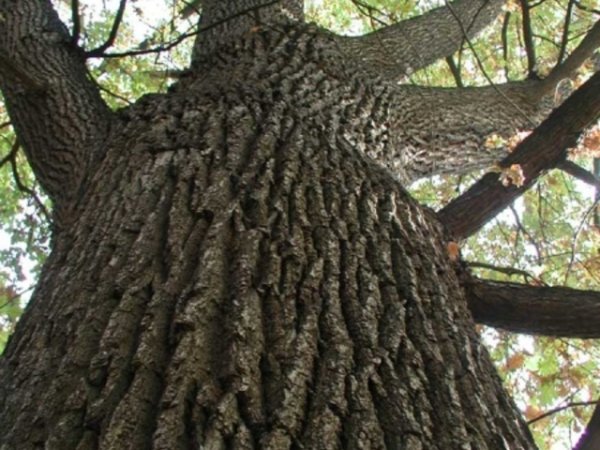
[[438, 70, 600, 240], [0, 16, 538, 450], [466, 278, 600, 338], [0, 0, 112, 221], [336, 0, 505, 79]]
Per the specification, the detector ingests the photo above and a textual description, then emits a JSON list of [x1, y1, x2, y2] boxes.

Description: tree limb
[[334, 0, 505, 80], [466, 277, 600, 338], [519, 0, 537, 78], [71, 0, 81, 45], [557, 160, 600, 189], [391, 80, 543, 182], [534, 19, 600, 98], [0, 0, 112, 214], [437, 70, 600, 240], [86, 0, 128, 57]]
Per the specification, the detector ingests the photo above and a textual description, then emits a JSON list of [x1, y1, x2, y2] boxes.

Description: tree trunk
[[0, 21, 537, 449]]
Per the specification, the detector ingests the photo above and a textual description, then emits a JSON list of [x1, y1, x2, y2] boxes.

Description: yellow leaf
[[499, 164, 526, 187]]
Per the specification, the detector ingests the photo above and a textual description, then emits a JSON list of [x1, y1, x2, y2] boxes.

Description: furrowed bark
[[0, 0, 112, 222], [389, 80, 543, 182], [533, 19, 600, 98], [438, 70, 600, 240], [0, 20, 537, 450], [466, 278, 600, 338], [191, 0, 304, 64], [335, 0, 505, 80]]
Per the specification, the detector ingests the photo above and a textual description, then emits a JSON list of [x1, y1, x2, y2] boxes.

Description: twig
[[87, 0, 128, 57], [563, 197, 599, 283], [0, 138, 18, 169], [89, 0, 283, 59], [0, 286, 34, 311], [466, 260, 543, 284], [446, 55, 464, 87], [557, 160, 600, 189], [574, 0, 600, 15], [556, 0, 576, 66], [7, 142, 51, 223], [527, 399, 599, 424], [519, 0, 537, 78], [445, 0, 536, 127], [502, 12, 511, 80], [71, 0, 81, 45]]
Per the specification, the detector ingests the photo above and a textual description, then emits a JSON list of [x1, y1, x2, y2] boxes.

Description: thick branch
[[390, 80, 544, 182], [335, 0, 505, 79], [191, 0, 303, 64], [466, 277, 600, 338], [437, 70, 600, 240], [534, 19, 600, 98], [0, 0, 112, 214]]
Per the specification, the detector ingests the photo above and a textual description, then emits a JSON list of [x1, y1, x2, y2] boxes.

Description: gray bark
[[466, 278, 600, 338], [1, 1, 598, 449], [0, 9, 538, 450], [336, 0, 505, 79], [0, 0, 112, 223]]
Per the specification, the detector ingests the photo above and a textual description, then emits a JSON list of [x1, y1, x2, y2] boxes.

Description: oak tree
[[0, 0, 599, 448]]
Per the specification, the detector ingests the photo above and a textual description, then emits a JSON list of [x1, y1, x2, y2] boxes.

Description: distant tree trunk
[[0, 17, 539, 449]]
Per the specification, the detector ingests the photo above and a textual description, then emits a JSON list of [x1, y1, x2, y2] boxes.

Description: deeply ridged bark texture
[[0, 24, 536, 449]]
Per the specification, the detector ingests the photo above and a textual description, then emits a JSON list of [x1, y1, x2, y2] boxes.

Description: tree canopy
[[0, 0, 599, 448]]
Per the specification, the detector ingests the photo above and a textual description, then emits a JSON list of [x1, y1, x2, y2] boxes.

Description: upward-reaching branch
[[438, 70, 600, 240], [335, 0, 505, 80], [0, 0, 112, 223]]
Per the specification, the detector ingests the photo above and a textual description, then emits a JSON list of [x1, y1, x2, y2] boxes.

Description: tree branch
[[0, 0, 112, 214], [519, 0, 537, 77], [556, 0, 576, 66], [391, 80, 543, 182], [86, 0, 128, 57], [71, 0, 81, 45], [534, 19, 600, 98], [557, 160, 600, 189], [437, 70, 600, 240], [466, 277, 600, 338], [527, 399, 598, 424], [335, 0, 505, 80]]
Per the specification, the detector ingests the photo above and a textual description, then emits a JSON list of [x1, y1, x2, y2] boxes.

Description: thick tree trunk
[[0, 23, 537, 449]]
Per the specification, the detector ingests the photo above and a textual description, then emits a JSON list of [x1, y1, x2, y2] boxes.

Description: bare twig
[[90, 0, 283, 59], [557, 160, 600, 189], [71, 0, 81, 45], [502, 12, 511, 79], [7, 141, 51, 223], [466, 260, 543, 284], [519, 0, 537, 77], [0, 286, 34, 311], [556, 0, 576, 66], [528, 399, 599, 425], [0, 138, 17, 169], [446, 55, 464, 87], [564, 198, 599, 283]]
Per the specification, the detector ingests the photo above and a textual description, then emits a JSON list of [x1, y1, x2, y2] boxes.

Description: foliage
[[0, 0, 599, 448]]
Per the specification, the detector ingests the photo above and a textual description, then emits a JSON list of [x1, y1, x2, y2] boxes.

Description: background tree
[[0, 0, 599, 449]]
